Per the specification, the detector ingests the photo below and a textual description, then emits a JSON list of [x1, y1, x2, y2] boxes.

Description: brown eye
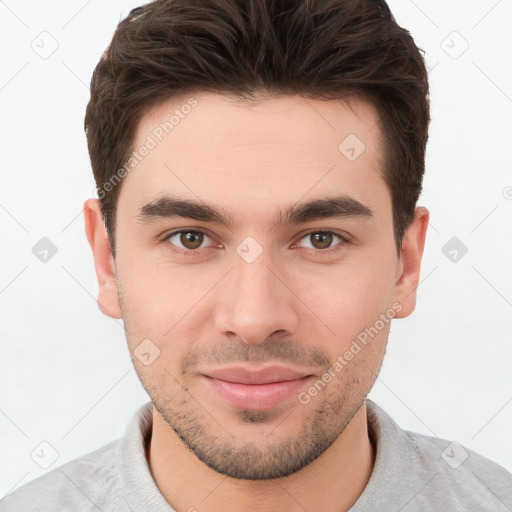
[[297, 231, 346, 251], [310, 232, 333, 249], [166, 230, 211, 251], [180, 231, 204, 249]]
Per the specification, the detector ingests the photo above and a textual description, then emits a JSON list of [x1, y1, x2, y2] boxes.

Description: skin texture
[[84, 92, 429, 512]]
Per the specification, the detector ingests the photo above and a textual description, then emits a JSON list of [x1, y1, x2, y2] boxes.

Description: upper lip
[[202, 366, 312, 385]]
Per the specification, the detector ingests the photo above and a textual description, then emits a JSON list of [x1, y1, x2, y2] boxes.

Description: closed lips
[[202, 366, 311, 384]]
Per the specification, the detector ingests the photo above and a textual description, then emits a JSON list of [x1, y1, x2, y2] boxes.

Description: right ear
[[83, 198, 122, 319]]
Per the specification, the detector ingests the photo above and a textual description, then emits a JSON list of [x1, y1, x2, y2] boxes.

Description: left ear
[[393, 206, 429, 318]]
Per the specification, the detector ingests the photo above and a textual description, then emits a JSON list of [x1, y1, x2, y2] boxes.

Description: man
[[2, 0, 511, 510]]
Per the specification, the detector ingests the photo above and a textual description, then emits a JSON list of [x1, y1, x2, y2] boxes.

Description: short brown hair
[[84, 0, 430, 259]]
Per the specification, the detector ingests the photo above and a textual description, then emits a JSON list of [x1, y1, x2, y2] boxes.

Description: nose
[[214, 251, 300, 346]]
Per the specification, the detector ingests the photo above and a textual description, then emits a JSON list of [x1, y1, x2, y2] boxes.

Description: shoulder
[[0, 439, 128, 512], [358, 400, 512, 511], [404, 429, 512, 507]]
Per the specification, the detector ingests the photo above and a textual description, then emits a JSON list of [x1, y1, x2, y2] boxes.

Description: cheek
[[294, 258, 396, 339], [117, 250, 205, 324], [116, 260, 218, 368]]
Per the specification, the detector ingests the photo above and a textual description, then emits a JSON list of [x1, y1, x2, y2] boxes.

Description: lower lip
[[202, 375, 313, 410]]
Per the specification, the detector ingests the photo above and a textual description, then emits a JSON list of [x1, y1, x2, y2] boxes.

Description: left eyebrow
[[135, 193, 374, 228]]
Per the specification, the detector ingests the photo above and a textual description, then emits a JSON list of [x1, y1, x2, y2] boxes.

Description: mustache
[[181, 338, 330, 374]]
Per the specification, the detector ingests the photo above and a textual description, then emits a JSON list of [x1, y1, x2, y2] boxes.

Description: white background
[[1, 0, 511, 497]]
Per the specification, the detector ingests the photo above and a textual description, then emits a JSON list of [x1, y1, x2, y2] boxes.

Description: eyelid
[[162, 227, 350, 255], [292, 229, 351, 250], [162, 227, 216, 253]]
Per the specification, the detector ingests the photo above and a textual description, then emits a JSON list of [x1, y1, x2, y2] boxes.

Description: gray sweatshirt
[[1, 399, 511, 511]]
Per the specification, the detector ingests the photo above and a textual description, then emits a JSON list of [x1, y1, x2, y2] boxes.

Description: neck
[[148, 402, 375, 512]]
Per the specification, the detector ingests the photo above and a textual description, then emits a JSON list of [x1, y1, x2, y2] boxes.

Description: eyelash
[[161, 228, 351, 257]]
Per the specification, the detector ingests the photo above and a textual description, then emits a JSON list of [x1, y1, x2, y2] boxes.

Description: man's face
[[106, 93, 408, 479]]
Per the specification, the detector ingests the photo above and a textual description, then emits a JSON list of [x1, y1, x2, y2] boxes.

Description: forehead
[[118, 92, 390, 226]]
